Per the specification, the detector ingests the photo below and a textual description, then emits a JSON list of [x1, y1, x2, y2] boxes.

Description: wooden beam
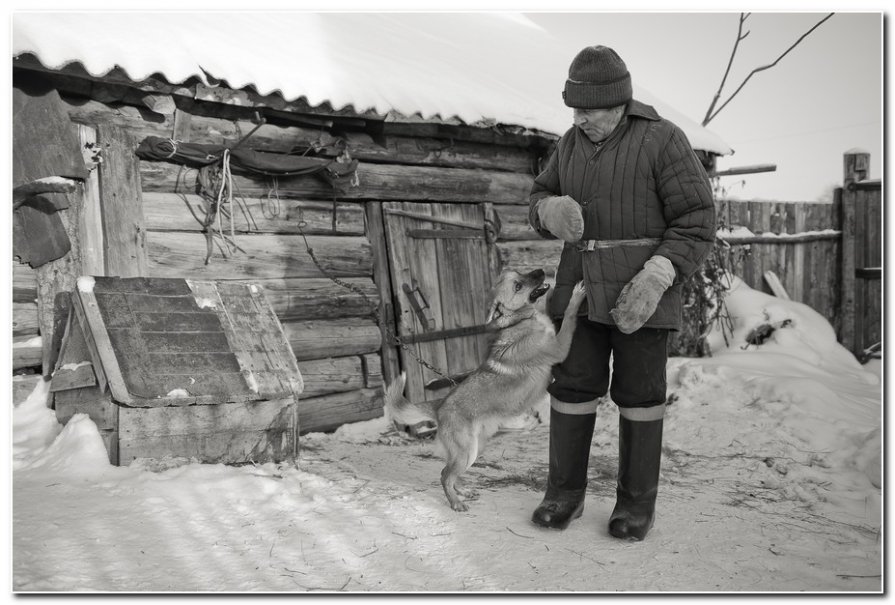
[[140, 160, 535, 204], [77, 125, 105, 276], [365, 202, 402, 385], [839, 151, 868, 354], [762, 271, 791, 300], [146, 231, 374, 280], [97, 123, 147, 277]]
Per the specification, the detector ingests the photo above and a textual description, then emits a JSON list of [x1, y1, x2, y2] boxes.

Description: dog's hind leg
[[440, 436, 479, 511]]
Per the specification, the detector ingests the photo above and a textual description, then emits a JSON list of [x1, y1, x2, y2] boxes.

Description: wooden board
[[12, 302, 39, 337], [118, 397, 296, 464], [258, 277, 379, 321], [54, 385, 118, 430], [72, 277, 302, 407], [13, 262, 38, 303], [49, 312, 97, 392], [97, 123, 147, 277], [364, 202, 402, 385], [141, 160, 535, 204], [142, 192, 366, 235], [298, 388, 383, 435], [146, 231, 373, 280]]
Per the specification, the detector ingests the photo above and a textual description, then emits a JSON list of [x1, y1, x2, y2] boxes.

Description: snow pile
[[659, 275, 881, 525], [12, 378, 60, 469], [11, 273, 881, 592]]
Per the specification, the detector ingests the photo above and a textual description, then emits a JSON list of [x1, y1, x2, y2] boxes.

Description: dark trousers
[[547, 318, 669, 409]]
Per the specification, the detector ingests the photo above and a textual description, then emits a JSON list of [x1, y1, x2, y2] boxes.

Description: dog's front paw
[[569, 281, 587, 307]]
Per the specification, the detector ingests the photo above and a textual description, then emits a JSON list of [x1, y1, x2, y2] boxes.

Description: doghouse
[[51, 275, 302, 465]]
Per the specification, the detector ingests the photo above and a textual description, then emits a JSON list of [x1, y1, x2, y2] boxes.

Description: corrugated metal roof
[[12, 11, 733, 155]]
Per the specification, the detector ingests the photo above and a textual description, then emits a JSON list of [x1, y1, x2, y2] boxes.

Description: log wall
[[13, 71, 551, 432]]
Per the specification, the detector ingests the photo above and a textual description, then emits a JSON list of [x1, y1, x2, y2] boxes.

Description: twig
[[704, 12, 835, 126], [837, 574, 881, 579], [506, 526, 535, 539]]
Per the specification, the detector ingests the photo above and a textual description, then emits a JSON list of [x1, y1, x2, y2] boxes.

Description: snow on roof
[[12, 12, 732, 155]]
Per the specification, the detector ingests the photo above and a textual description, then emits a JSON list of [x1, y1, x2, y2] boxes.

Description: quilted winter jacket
[[529, 100, 716, 330]]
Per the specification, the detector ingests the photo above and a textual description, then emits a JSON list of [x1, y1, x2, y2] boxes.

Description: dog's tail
[[383, 372, 439, 427]]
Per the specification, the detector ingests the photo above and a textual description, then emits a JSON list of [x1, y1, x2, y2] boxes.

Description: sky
[[523, 12, 882, 202]]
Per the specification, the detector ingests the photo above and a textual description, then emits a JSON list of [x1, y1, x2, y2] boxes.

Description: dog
[[384, 268, 587, 511]]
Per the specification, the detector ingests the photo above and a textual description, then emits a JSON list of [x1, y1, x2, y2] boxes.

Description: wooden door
[[382, 201, 500, 405]]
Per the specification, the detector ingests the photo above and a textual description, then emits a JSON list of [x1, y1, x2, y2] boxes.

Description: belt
[[575, 238, 662, 252]]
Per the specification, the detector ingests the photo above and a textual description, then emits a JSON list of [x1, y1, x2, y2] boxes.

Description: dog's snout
[[526, 268, 546, 281]]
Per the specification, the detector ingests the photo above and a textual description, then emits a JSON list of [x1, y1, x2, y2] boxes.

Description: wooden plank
[[435, 203, 489, 376], [97, 123, 147, 277], [364, 202, 402, 385], [362, 354, 384, 389], [140, 160, 535, 204], [142, 192, 366, 235], [13, 262, 38, 303], [383, 202, 450, 404], [298, 388, 383, 435], [763, 271, 790, 300], [283, 317, 381, 361], [254, 277, 378, 321], [54, 386, 118, 430], [146, 231, 373, 279], [13, 302, 39, 337], [171, 108, 192, 142], [186, 280, 300, 400], [77, 124, 105, 276], [73, 286, 127, 402], [50, 312, 98, 392], [12, 339, 43, 371], [118, 398, 295, 464], [839, 155, 862, 353]]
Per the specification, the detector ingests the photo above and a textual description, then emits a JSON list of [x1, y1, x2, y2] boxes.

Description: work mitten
[[610, 255, 675, 334], [536, 195, 584, 243]]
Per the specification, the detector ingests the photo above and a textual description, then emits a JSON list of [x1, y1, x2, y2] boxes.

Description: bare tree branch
[[702, 13, 751, 126], [703, 12, 835, 127]]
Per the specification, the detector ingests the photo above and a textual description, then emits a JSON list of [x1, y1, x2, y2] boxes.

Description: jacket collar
[[626, 99, 660, 121]]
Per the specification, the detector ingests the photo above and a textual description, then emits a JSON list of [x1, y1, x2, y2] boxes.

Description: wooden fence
[[719, 151, 881, 357]]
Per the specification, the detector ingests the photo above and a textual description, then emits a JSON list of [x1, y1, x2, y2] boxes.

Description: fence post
[[839, 150, 869, 354]]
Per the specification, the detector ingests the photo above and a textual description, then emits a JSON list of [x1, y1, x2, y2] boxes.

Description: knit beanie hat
[[563, 45, 633, 109]]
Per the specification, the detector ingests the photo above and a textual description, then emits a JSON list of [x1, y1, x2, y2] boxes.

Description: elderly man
[[529, 45, 716, 540]]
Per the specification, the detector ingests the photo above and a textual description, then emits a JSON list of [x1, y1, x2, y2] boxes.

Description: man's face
[[574, 106, 624, 144]]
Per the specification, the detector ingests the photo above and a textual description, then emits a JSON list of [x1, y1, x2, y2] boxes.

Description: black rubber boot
[[608, 415, 664, 541], [532, 404, 596, 529]]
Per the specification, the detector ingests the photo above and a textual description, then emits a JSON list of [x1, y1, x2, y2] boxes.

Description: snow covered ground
[[11, 276, 882, 593]]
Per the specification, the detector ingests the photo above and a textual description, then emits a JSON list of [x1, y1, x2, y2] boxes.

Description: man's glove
[[536, 195, 584, 243], [610, 255, 676, 334]]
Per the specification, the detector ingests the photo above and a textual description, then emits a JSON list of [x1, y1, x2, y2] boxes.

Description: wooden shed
[[51, 276, 301, 465], [11, 13, 731, 435]]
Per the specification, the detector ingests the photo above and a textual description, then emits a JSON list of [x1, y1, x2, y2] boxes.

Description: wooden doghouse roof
[[51, 277, 302, 407]]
